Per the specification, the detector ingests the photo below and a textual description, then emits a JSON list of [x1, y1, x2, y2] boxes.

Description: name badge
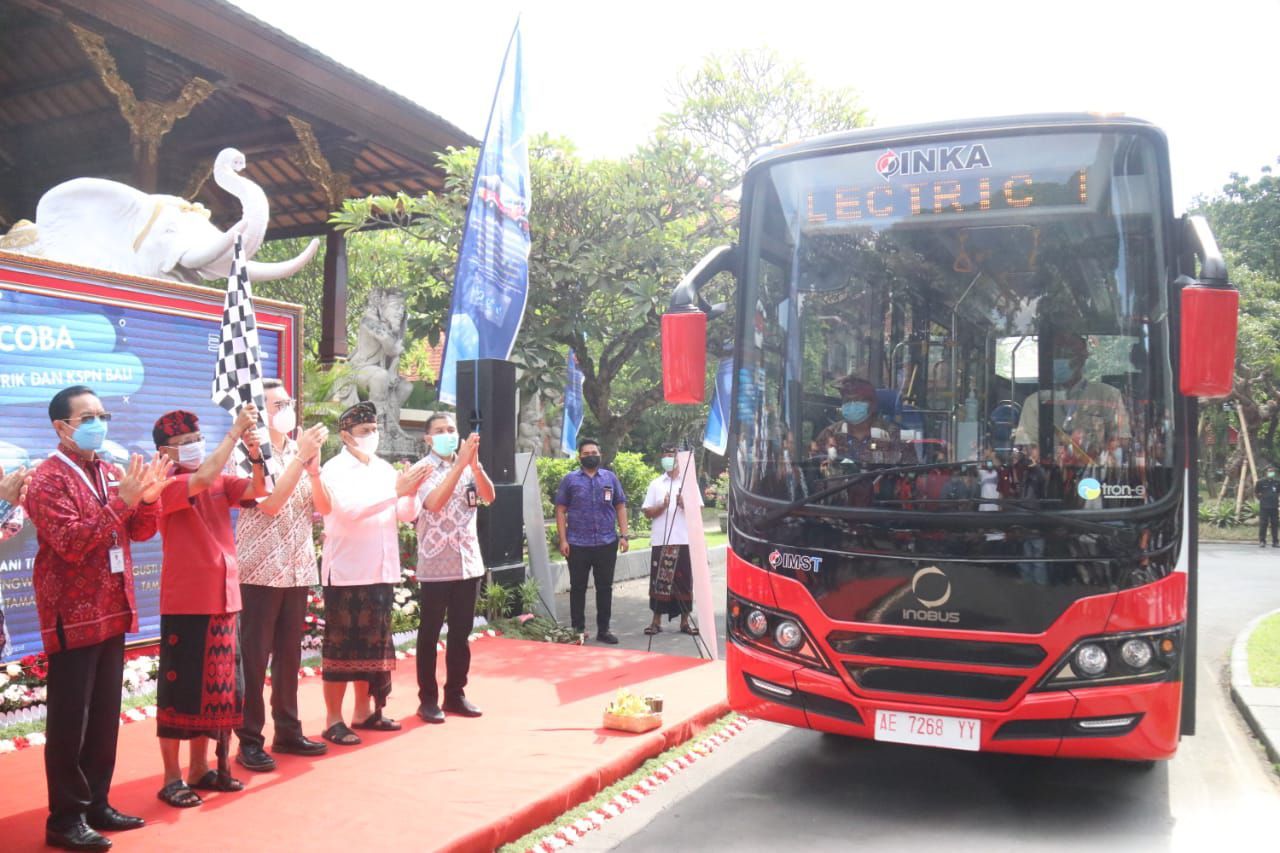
[[109, 546, 126, 574], [602, 485, 613, 503], [465, 483, 478, 508]]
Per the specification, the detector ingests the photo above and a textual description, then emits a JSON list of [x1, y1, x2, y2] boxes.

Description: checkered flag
[[210, 235, 274, 481]]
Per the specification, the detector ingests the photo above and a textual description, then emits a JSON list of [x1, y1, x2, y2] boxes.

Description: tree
[[662, 47, 871, 182]]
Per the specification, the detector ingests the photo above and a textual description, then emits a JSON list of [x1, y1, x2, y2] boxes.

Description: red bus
[[662, 115, 1238, 762]]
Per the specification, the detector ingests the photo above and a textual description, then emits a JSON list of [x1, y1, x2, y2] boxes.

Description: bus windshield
[[736, 130, 1176, 514]]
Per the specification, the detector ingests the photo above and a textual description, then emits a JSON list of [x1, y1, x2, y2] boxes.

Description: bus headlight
[[1074, 644, 1109, 677], [1120, 638, 1154, 670], [775, 621, 804, 651], [1035, 626, 1183, 692], [727, 594, 831, 672]]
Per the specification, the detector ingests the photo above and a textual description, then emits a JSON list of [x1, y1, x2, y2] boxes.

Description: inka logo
[[902, 565, 959, 624], [767, 550, 823, 573], [1077, 477, 1146, 501], [874, 144, 992, 182]]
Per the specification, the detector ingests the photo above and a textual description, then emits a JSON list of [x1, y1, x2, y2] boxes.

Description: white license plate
[[873, 709, 981, 751]]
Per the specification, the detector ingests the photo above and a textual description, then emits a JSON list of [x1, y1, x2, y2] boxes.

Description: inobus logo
[[1077, 477, 1146, 501], [902, 566, 960, 624]]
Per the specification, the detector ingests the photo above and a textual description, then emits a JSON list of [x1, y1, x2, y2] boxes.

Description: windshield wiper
[[757, 461, 975, 528]]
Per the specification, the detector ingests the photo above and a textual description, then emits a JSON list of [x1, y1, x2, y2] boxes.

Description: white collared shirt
[[642, 472, 703, 546], [319, 448, 417, 586]]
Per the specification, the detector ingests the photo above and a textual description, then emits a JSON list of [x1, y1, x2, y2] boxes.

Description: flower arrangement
[[603, 689, 663, 733]]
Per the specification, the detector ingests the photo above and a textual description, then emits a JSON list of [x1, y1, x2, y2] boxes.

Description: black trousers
[[44, 633, 124, 830], [416, 577, 480, 707], [568, 541, 618, 633], [236, 585, 308, 749], [1261, 508, 1280, 545]]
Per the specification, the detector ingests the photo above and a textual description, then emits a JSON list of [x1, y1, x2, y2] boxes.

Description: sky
[[232, 0, 1280, 212]]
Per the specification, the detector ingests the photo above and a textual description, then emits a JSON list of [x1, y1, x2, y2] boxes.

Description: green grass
[[628, 530, 728, 551], [1248, 612, 1280, 687], [1200, 522, 1266, 543], [498, 714, 740, 853]]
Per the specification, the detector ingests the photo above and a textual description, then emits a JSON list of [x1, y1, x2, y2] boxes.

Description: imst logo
[[767, 550, 824, 573], [902, 565, 960, 624], [875, 144, 992, 182]]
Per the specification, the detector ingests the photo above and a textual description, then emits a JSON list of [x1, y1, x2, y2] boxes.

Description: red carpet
[[0, 638, 727, 852]]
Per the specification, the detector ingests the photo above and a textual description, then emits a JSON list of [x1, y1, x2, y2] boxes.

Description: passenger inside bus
[[812, 375, 917, 471], [1012, 331, 1130, 466]]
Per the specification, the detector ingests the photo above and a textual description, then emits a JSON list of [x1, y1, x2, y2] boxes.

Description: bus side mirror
[[662, 244, 737, 405], [662, 309, 708, 404], [1177, 216, 1237, 399], [1179, 281, 1238, 398]]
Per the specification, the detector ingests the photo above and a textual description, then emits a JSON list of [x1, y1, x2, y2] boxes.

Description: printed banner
[[703, 357, 733, 455], [439, 20, 530, 404], [0, 262, 294, 661], [561, 349, 584, 455]]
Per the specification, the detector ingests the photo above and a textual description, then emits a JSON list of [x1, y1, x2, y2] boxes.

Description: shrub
[[535, 453, 659, 551]]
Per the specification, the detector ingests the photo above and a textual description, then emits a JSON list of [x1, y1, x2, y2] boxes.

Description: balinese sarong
[[321, 583, 394, 709], [156, 613, 243, 739], [648, 544, 693, 620]]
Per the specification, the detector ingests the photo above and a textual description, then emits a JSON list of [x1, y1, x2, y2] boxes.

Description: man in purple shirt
[[554, 438, 629, 644]]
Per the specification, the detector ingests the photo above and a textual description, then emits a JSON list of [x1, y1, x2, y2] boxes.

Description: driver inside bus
[[1012, 332, 1130, 465], [813, 375, 916, 471]]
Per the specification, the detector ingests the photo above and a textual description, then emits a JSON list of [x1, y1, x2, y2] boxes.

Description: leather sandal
[[189, 769, 244, 792], [322, 721, 362, 745], [157, 779, 203, 808], [351, 710, 401, 731], [644, 624, 661, 635]]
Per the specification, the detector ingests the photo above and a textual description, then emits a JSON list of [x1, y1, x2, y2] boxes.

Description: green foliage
[[489, 614, 581, 644], [662, 47, 872, 181], [533, 454, 659, 550], [1197, 499, 1259, 528], [516, 577, 544, 616], [476, 580, 512, 622]]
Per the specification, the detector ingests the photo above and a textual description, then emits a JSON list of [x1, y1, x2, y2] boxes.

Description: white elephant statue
[[0, 148, 316, 284]]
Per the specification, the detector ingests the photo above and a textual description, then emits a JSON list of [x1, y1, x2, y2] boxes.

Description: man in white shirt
[[641, 444, 703, 636], [317, 402, 428, 747]]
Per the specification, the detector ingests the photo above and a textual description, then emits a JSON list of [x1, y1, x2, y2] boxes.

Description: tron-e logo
[[875, 144, 992, 182], [1078, 477, 1147, 501], [902, 566, 960, 624], [767, 549, 824, 573]]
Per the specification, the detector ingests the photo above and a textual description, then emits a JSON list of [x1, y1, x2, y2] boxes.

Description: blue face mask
[[1052, 358, 1075, 385], [431, 433, 459, 456], [71, 419, 108, 452], [841, 401, 871, 424], [661, 456, 676, 472]]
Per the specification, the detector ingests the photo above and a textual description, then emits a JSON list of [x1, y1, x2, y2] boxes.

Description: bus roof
[[747, 113, 1166, 173]]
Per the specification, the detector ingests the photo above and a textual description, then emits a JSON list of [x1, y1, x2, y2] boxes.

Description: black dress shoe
[[46, 822, 112, 851], [442, 695, 483, 717], [417, 704, 446, 724], [596, 631, 620, 645], [235, 743, 277, 772], [272, 735, 328, 756], [86, 806, 144, 832]]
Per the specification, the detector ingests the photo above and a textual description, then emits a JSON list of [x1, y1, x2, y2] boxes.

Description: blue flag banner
[[703, 357, 734, 455], [439, 20, 530, 405], [561, 349, 585, 454]]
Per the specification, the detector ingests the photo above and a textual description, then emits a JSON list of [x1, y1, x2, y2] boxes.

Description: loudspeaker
[[478, 482, 524, 568], [457, 359, 517, 483]]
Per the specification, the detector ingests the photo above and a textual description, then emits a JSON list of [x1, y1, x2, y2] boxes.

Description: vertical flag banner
[[210, 236, 272, 476], [561, 349, 584, 455], [703, 356, 734, 455], [678, 450, 717, 660], [439, 20, 530, 405]]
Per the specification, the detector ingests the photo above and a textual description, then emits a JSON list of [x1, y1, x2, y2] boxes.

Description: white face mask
[[177, 440, 206, 469], [353, 432, 380, 457], [270, 407, 297, 434]]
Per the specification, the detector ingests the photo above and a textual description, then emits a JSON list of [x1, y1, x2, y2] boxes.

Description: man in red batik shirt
[[24, 385, 172, 852], [152, 406, 268, 809]]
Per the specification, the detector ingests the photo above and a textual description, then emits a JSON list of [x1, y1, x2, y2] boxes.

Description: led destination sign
[[805, 166, 1089, 224]]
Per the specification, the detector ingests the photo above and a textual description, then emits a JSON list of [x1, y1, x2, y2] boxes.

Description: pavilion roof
[[0, 0, 476, 238]]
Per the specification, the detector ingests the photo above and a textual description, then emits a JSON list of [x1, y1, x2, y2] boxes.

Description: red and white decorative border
[[0, 630, 499, 755], [524, 716, 752, 852]]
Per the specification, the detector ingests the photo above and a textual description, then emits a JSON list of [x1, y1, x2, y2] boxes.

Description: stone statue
[[0, 148, 317, 284], [333, 287, 422, 458]]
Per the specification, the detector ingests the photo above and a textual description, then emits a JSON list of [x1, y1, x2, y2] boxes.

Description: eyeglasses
[[269, 400, 297, 413], [63, 413, 112, 424]]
